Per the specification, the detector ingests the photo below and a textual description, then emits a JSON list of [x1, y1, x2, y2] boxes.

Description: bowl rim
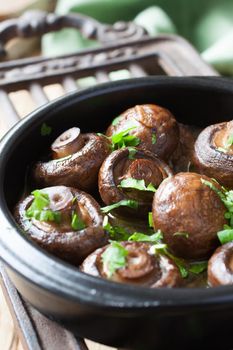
[[1, 76, 233, 311]]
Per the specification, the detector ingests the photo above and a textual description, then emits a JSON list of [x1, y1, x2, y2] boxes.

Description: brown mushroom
[[106, 104, 179, 160], [14, 186, 108, 265], [152, 172, 227, 259], [80, 242, 181, 288], [98, 147, 173, 218], [194, 121, 233, 188], [34, 130, 111, 191], [208, 242, 233, 286]]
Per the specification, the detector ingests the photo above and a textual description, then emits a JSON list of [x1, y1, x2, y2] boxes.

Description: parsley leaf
[[128, 147, 137, 159], [148, 212, 153, 228], [112, 115, 122, 126], [152, 133, 157, 144], [101, 241, 128, 277], [40, 123, 52, 136], [111, 127, 140, 150], [71, 212, 86, 231], [118, 178, 156, 193], [188, 261, 207, 274], [101, 199, 138, 214], [103, 216, 131, 240], [225, 134, 233, 149], [128, 230, 163, 243], [217, 228, 233, 244], [26, 190, 61, 223]]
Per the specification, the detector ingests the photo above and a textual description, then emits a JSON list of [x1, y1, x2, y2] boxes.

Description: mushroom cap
[[152, 172, 227, 259], [81, 242, 182, 288], [208, 242, 233, 286], [14, 186, 108, 265], [106, 104, 179, 160]]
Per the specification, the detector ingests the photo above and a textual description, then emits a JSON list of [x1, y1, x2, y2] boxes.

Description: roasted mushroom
[[208, 242, 233, 286], [35, 128, 111, 191], [81, 241, 181, 287], [99, 147, 173, 217], [152, 172, 227, 259], [14, 186, 108, 265], [106, 104, 179, 160], [194, 121, 233, 188]]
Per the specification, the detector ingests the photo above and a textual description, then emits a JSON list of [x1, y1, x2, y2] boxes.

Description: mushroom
[[98, 147, 173, 218], [152, 172, 227, 259], [35, 129, 111, 191], [194, 121, 233, 188], [169, 123, 196, 173], [14, 186, 108, 265], [80, 242, 181, 288], [106, 104, 179, 160], [208, 242, 233, 286]]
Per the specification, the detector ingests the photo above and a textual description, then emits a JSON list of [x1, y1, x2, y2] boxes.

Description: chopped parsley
[[128, 147, 137, 159], [103, 216, 131, 241], [40, 123, 52, 136], [225, 134, 233, 149], [118, 178, 156, 193], [26, 190, 61, 223], [201, 178, 233, 242], [71, 212, 85, 231], [188, 261, 208, 274], [112, 115, 122, 126], [111, 127, 140, 150], [101, 241, 128, 277], [152, 133, 157, 144], [128, 230, 163, 243], [148, 212, 153, 228], [101, 199, 138, 214]]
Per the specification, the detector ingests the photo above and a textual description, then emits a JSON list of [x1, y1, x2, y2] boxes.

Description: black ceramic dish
[[1, 77, 233, 350]]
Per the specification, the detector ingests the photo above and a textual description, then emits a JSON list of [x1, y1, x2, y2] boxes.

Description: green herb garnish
[[101, 199, 138, 214], [128, 230, 163, 243], [225, 134, 233, 149], [188, 261, 208, 274], [40, 123, 52, 136], [118, 178, 156, 193], [173, 232, 189, 238], [217, 228, 233, 244], [101, 241, 128, 277], [103, 216, 131, 240], [71, 212, 85, 231], [152, 133, 157, 144], [148, 212, 153, 228], [111, 127, 140, 150], [112, 115, 122, 126], [26, 190, 61, 223], [128, 147, 137, 159]]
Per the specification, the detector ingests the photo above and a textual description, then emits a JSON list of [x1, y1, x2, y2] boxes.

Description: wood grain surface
[[0, 87, 116, 350]]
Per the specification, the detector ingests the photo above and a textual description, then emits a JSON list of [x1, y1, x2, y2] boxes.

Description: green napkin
[[42, 0, 233, 76]]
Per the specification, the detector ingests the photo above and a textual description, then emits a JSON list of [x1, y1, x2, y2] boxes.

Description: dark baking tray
[[0, 76, 233, 350]]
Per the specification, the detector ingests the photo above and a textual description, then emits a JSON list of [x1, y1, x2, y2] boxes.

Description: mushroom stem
[[52, 127, 84, 159]]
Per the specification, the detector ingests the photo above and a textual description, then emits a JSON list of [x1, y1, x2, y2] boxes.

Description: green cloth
[[42, 0, 233, 76]]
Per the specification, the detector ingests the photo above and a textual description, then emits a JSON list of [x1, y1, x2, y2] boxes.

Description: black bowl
[[1, 77, 233, 350]]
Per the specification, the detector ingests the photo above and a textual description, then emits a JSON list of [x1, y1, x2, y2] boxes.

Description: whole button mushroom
[[194, 120, 233, 188], [98, 147, 173, 218], [152, 173, 227, 259], [35, 128, 111, 191], [208, 242, 233, 286], [81, 242, 182, 288], [106, 104, 179, 160], [14, 186, 108, 265]]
